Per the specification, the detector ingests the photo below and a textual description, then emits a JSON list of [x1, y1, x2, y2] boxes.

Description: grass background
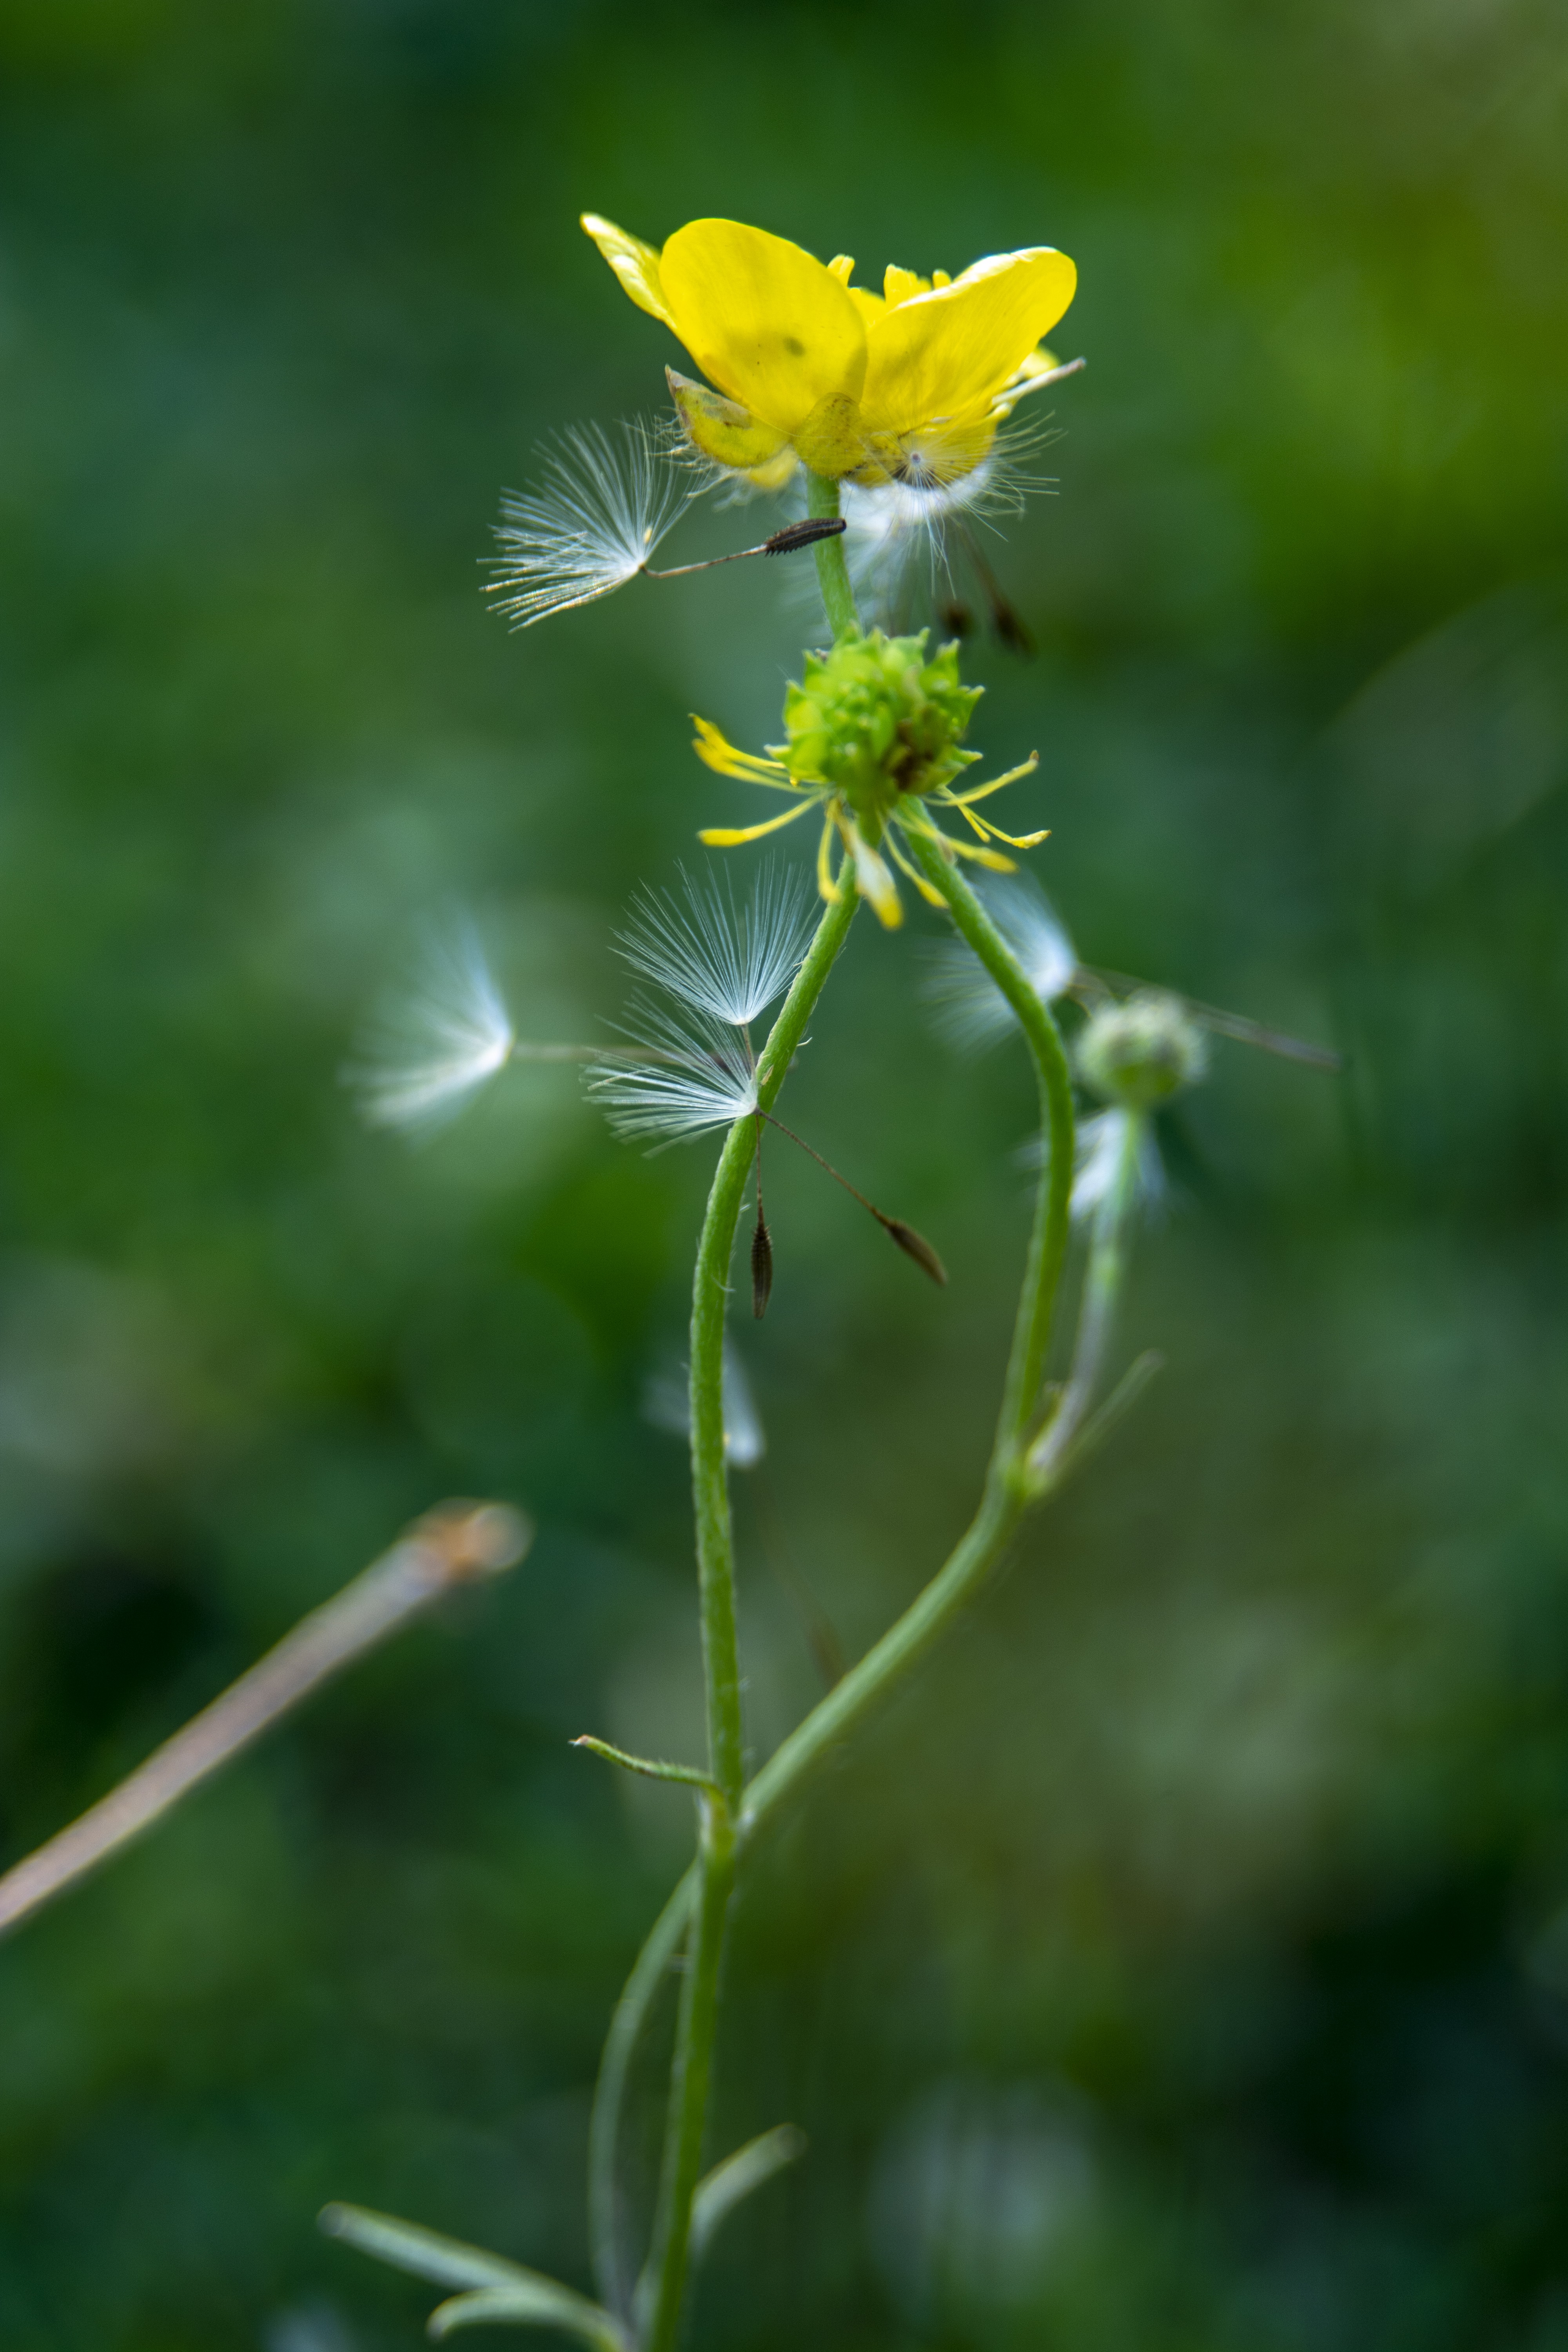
[[0, 1, 1566, 2345]]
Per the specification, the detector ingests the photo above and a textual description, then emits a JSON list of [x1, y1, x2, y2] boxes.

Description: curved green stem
[[688, 884, 860, 1810], [740, 834, 1077, 1839], [807, 473, 858, 640], [907, 829, 1076, 1483]]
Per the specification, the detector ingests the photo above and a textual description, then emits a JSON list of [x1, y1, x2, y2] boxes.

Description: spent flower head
[[693, 628, 1045, 929], [346, 915, 514, 1138], [1076, 991, 1208, 1111]]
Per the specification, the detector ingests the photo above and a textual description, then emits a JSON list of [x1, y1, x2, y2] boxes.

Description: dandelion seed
[[925, 872, 1077, 1049], [1069, 1109, 1166, 1223], [487, 420, 695, 629], [346, 915, 515, 1137], [838, 415, 1063, 630], [615, 860, 816, 1030], [585, 995, 759, 1148], [642, 1341, 766, 1467]]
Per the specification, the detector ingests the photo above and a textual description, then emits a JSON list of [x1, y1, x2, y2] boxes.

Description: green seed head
[[1076, 991, 1208, 1110], [780, 629, 982, 833]]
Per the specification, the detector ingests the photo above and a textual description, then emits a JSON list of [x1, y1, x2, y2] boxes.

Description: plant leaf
[[429, 2286, 628, 2348], [690, 2124, 807, 2263], [320, 2205, 629, 2349]]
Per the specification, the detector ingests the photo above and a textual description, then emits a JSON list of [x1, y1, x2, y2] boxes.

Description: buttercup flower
[[582, 213, 1077, 494], [691, 628, 1045, 929]]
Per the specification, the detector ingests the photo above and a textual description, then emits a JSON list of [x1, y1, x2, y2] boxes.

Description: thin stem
[[641, 1797, 736, 2352], [688, 885, 860, 1811], [589, 1870, 696, 2320], [631, 882, 860, 2348], [1029, 1108, 1144, 1481], [807, 473, 859, 639], [907, 828, 1076, 1485], [0, 1503, 528, 1940], [742, 836, 1077, 1838]]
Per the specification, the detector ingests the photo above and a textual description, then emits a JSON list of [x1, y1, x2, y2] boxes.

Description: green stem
[[641, 1798, 736, 2352], [688, 884, 860, 1811], [630, 882, 860, 2348], [743, 835, 1077, 1838], [907, 829, 1076, 1483], [807, 473, 858, 640]]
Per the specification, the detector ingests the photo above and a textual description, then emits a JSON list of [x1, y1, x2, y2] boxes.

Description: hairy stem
[[807, 472, 858, 639], [630, 882, 859, 2347], [688, 885, 860, 1811]]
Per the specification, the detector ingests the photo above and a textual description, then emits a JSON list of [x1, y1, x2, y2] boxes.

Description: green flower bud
[[780, 629, 982, 834], [1076, 991, 1208, 1110]]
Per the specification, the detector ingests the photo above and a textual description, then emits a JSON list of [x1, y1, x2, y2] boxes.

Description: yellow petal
[[791, 392, 872, 479], [581, 213, 671, 325], [666, 368, 789, 474], [745, 448, 801, 492], [827, 254, 856, 283], [860, 247, 1077, 436], [882, 264, 930, 306], [659, 218, 867, 436]]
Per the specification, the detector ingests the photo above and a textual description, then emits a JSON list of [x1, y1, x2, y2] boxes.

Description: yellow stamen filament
[[943, 754, 1040, 807], [885, 833, 948, 906], [816, 811, 842, 902], [699, 799, 818, 846]]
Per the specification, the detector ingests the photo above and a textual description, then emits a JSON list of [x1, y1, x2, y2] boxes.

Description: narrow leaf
[[571, 1735, 716, 1793], [320, 2204, 549, 2296], [428, 2285, 628, 2349], [690, 2124, 807, 2264]]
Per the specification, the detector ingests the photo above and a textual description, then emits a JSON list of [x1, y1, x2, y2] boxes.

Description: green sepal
[[666, 368, 788, 473]]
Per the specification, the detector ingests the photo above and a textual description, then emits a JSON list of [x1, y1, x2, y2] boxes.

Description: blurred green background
[[2, 0, 1566, 2345]]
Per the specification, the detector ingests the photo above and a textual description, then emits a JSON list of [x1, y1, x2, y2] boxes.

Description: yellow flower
[[689, 629, 1048, 931], [581, 213, 1076, 493]]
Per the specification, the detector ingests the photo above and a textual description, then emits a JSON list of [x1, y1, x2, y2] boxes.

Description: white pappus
[[587, 858, 815, 1151], [924, 871, 1078, 1049], [346, 914, 515, 1138], [487, 419, 696, 629]]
